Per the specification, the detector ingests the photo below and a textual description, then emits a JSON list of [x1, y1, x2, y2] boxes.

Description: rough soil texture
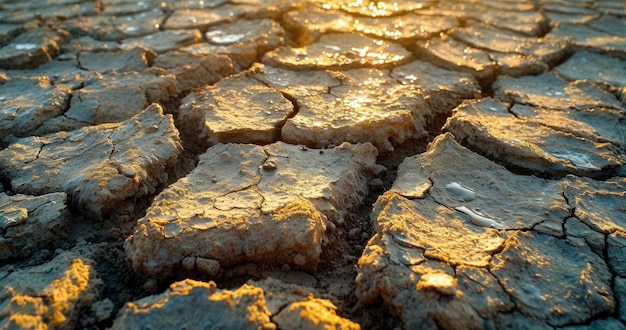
[[0, 0, 625, 329]]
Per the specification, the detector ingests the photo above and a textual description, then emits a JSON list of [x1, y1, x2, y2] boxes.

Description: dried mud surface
[[1, 0, 625, 329]]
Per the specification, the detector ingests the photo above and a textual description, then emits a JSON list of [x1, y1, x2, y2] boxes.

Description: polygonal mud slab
[[77, 47, 156, 74], [509, 104, 626, 147], [62, 72, 177, 126], [419, 2, 546, 36], [170, 0, 229, 9], [466, 6, 547, 37], [549, 23, 626, 58], [323, 0, 437, 17], [444, 98, 624, 178], [0, 192, 69, 261], [562, 176, 626, 235], [414, 36, 547, 82], [0, 23, 22, 44], [608, 231, 626, 278], [64, 9, 164, 41], [251, 63, 475, 153], [170, 20, 281, 72], [178, 74, 294, 147], [0, 1, 100, 24], [555, 50, 626, 89], [356, 134, 614, 328], [163, 7, 242, 30], [280, 69, 430, 152], [389, 60, 481, 113], [282, 6, 458, 45], [0, 77, 71, 143], [0, 28, 70, 69], [493, 72, 625, 111], [179, 18, 285, 71], [0, 251, 103, 329], [589, 16, 626, 38], [490, 231, 614, 327], [110, 279, 274, 329], [149, 52, 235, 95], [354, 158, 505, 326], [100, 0, 159, 16], [0, 104, 182, 219], [263, 33, 412, 71], [390, 133, 569, 231], [110, 278, 359, 329], [449, 23, 571, 65], [125, 141, 377, 277], [120, 29, 202, 54]]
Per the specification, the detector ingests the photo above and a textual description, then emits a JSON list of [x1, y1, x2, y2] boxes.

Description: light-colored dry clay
[[263, 33, 412, 70], [444, 98, 623, 178], [111, 277, 358, 329], [178, 74, 294, 146], [0, 103, 182, 219], [0, 251, 103, 330], [0, 192, 69, 261], [0, 76, 71, 143], [125, 141, 377, 277]]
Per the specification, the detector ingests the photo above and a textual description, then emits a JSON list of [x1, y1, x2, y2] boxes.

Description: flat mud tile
[[171, 0, 229, 9], [493, 72, 625, 111], [149, 52, 235, 94], [263, 33, 412, 71], [0, 2, 101, 24], [121, 29, 202, 54], [490, 231, 614, 327], [251, 64, 432, 152], [421, 2, 546, 36], [390, 133, 568, 231], [100, 0, 160, 15], [62, 72, 177, 126], [179, 19, 285, 71], [390, 60, 481, 113], [356, 133, 614, 328], [0, 251, 103, 329], [178, 74, 294, 146], [510, 104, 626, 147], [110, 278, 359, 329], [0, 77, 72, 141], [334, 0, 437, 17], [548, 23, 626, 59], [589, 16, 626, 37], [0, 29, 70, 69], [467, 5, 548, 36], [0, 23, 22, 45], [283, 7, 458, 45], [230, 0, 297, 19], [163, 7, 243, 30], [562, 176, 626, 235], [283, 68, 431, 152], [124, 141, 377, 277], [544, 10, 600, 25], [450, 23, 571, 65], [0, 192, 69, 261], [105, 8, 165, 41], [77, 47, 155, 74], [250, 64, 342, 98], [414, 36, 497, 82], [0, 104, 182, 219], [555, 50, 626, 89], [444, 98, 624, 178]]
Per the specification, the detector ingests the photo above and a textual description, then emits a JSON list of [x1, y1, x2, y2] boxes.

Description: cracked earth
[[1, 0, 625, 329]]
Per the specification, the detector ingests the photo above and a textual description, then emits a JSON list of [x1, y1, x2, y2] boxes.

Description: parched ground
[[1, 0, 625, 329]]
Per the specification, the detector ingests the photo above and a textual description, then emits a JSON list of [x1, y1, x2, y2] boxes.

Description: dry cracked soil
[[1, 0, 626, 329]]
